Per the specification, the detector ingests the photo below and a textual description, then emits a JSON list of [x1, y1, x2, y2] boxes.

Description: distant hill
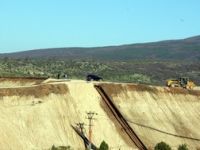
[[1, 35, 200, 61]]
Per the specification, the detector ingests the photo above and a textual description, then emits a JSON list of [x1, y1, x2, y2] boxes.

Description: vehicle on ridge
[[86, 74, 103, 81]]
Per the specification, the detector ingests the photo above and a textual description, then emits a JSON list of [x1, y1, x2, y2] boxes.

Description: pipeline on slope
[[94, 85, 147, 150]]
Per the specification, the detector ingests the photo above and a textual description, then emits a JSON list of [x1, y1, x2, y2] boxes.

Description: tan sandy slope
[[0, 79, 200, 149], [0, 79, 135, 150], [100, 83, 200, 149]]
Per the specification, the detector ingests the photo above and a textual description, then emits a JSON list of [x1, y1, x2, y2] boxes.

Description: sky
[[0, 0, 200, 53]]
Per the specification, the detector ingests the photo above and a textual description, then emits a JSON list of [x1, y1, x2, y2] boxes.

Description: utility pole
[[86, 111, 97, 143], [76, 122, 85, 135], [76, 122, 87, 149]]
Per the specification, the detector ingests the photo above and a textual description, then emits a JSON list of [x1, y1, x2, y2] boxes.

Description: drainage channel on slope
[[94, 85, 147, 150]]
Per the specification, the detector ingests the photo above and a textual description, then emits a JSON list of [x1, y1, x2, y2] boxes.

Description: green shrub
[[99, 141, 109, 150], [154, 142, 171, 150], [178, 144, 189, 150]]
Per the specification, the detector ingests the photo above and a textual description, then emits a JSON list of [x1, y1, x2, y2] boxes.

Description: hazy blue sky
[[0, 0, 200, 52]]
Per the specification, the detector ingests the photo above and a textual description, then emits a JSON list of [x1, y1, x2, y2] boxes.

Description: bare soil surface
[[0, 78, 199, 150], [99, 83, 200, 149]]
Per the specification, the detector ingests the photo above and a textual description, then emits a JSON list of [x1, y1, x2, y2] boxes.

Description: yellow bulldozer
[[166, 77, 196, 89]]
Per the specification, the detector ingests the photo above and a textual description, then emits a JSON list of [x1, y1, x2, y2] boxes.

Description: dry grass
[[164, 87, 200, 96], [99, 83, 159, 97], [99, 83, 125, 96], [0, 77, 45, 87], [127, 84, 158, 93], [0, 84, 68, 98], [99, 83, 200, 97]]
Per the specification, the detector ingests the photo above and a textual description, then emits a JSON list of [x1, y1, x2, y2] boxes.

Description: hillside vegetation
[[0, 58, 199, 85], [1, 35, 200, 61], [0, 35, 200, 85]]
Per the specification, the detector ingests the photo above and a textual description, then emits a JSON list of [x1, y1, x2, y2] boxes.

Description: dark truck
[[86, 74, 103, 81]]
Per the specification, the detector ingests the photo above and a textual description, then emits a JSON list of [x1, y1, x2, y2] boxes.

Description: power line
[[126, 119, 200, 141], [97, 113, 200, 141]]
